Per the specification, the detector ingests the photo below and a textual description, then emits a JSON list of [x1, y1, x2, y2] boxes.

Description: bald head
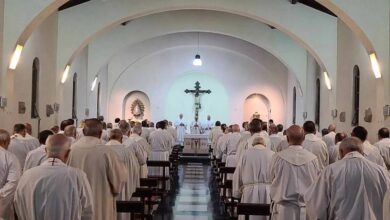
[[46, 134, 71, 162], [328, 124, 336, 132], [109, 129, 123, 143], [0, 129, 11, 149], [83, 118, 102, 138], [64, 125, 76, 138], [286, 125, 305, 146], [339, 137, 363, 158], [232, 124, 240, 133]]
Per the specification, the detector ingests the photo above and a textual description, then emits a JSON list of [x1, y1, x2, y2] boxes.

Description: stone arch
[[243, 94, 271, 122], [122, 91, 151, 121]]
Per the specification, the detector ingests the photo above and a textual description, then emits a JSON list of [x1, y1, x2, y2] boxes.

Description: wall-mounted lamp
[[323, 71, 332, 90], [61, 65, 70, 84], [9, 45, 24, 70], [369, 53, 381, 79]]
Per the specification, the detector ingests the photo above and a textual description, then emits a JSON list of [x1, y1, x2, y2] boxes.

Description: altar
[[183, 134, 210, 155]]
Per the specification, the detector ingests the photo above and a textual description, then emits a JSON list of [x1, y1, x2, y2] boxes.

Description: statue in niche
[[251, 112, 261, 120], [131, 99, 145, 120]]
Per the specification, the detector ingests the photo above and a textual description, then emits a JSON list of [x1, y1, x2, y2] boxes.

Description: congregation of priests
[[1, 114, 390, 219]]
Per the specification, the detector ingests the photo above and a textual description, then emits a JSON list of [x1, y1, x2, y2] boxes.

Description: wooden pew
[[116, 201, 145, 220], [219, 166, 237, 216], [236, 203, 271, 220]]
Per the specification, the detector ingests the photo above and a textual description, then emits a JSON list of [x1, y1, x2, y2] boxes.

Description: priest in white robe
[[202, 115, 214, 135], [174, 114, 187, 145], [148, 121, 173, 178], [374, 127, 390, 169], [302, 121, 329, 170], [124, 125, 151, 178], [24, 123, 40, 149], [351, 126, 385, 167], [64, 125, 77, 144], [236, 119, 265, 161], [222, 124, 241, 169], [14, 134, 93, 220], [305, 137, 390, 220], [269, 125, 320, 220], [269, 124, 283, 152], [8, 124, 31, 170], [23, 130, 54, 171], [118, 120, 130, 143], [209, 121, 223, 156], [215, 126, 231, 161], [0, 129, 21, 220], [106, 129, 140, 218], [260, 123, 272, 150], [322, 124, 336, 148], [141, 120, 151, 140], [67, 119, 127, 220], [233, 136, 274, 220], [190, 116, 202, 134], [328, 132, 347, 164], [166, 121, 177, 141]]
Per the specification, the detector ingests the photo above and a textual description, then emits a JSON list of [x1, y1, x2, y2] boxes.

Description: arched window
[[293, 87, 297, 124], [97, 82, 101, 117], [72, 73, 77, 120], [315, 78, 321, 128], [31, 58, 39, 118], [352, 65, 360, 126]]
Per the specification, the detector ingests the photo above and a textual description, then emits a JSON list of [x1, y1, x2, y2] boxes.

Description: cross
[[185, 81, 211, 117]]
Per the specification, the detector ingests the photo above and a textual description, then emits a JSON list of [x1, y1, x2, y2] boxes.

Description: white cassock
[[106, 140, 140, 220], [8, 134, 31, 170], [269, 145, 320, 220], [140, 127, 150, 141], [76, 128, 84, 140], [0, 147, 21, 220], [67, 136, 127, 220], [235, 131, 252, 161], [328, 142, 341, 164], [167, 126, 177, 142], [322, 131, 336, 148], [174, 118, 187, 145], [203, 119, 214, 135], [14, 158, 93, 220], [236, 132, 266, 162], [269, 134, 283, 152], [374, 137, 390, 169], [363, 140, 386, 167], [302, 133, 329, 170], [222, 132, 242, 170], [209, 126, 223, 156], [124, 134, 151, 178], [260, 131, 272, 150], [384, 189, 390, 220], [233, 144, 274, 220], [305, 152, 390, 220], [215, 133, 230, 161], [191, 121, 201, 134], [23, 145, 47, 171], [148, 129, 173, 178], [276, 137, 288, 152], [101, 130, 109, 143], [25, 134, 40, 149]]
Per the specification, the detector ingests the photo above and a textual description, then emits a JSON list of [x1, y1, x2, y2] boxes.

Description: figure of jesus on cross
[[185, 81, 211, 117]]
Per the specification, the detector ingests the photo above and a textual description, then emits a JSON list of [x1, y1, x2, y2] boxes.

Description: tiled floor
[[153, 162, 222, 220]]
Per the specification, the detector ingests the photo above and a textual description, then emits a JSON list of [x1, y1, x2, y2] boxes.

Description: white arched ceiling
[[56, 0, 337, 85], [1, 0, 68, 94], [87, 10, 307, 93]]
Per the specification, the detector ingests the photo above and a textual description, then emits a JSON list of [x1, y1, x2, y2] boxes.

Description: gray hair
[[0, 129, 10, 147], [109, 129, 123, 142], [119, 120, 130, 135], [64, 125, 76, 138], [252, 136, 265, 146], [339, 137, 363, 153], [46, 134, 70, 157], [131, 125, 142, 135]]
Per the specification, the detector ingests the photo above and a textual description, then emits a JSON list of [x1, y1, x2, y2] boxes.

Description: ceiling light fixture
[[369, 53, 381, 79], [61, 65, 70, 84], [9, 44, 24, 70], [193, 33, 202, 66]]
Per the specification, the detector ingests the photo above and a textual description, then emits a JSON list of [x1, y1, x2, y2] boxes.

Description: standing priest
[[174, 114, 187, 145]]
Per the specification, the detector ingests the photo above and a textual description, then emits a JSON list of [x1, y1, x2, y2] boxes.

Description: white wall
[[104, 33, 289, 125]]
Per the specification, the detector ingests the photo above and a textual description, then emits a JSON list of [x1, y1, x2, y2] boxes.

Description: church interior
[[1, 0, 390, 220]]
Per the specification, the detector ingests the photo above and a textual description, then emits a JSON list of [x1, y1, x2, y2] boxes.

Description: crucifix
[[184, 81, 211, 117]]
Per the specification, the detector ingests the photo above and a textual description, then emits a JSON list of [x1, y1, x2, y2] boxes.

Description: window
[[72, 73, 77, 119], [352, 65, 360, 126], [97, 82, 101, 117], [31, 58, 39, 118], [293, 87, 297, 124], [315, 78, 320, 128]]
